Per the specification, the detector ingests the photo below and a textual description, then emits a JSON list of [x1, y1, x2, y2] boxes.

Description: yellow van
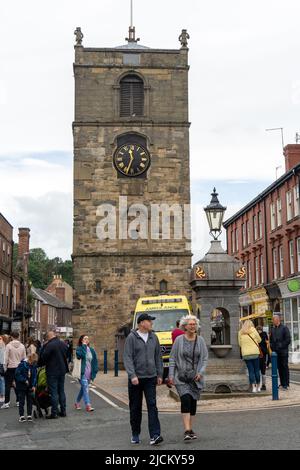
[[133, 295, 192, 373]]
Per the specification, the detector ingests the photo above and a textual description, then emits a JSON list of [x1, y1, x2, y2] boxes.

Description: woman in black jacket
[[256, 326, 269, 391]]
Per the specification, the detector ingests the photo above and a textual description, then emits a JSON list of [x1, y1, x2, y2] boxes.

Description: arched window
[[159, 280, 168, 293], [120, 74, 144, 117]]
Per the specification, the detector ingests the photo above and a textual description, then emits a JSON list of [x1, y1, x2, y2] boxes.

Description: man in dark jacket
[[38, 330, 68, 418], [270, 314, 291, 390], [124, 313, 163, 446]]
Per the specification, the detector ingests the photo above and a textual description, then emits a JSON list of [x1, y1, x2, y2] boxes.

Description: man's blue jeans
[[245, 358, 261, 385], [47, 374, 66, 416], [76, 378, 91, 406], [128, 377, 161, 439]]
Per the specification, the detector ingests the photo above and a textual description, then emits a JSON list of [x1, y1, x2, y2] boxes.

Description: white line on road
[[90, 387, 128, 412]]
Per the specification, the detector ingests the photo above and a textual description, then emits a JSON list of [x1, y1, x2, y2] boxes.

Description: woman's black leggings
[[180, 394, 197, 416]]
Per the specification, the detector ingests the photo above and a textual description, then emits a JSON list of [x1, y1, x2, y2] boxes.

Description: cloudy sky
[[1, 0, 300, 261]]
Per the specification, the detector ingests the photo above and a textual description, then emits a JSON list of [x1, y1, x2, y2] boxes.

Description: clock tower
[[72, 26, 192, 362]]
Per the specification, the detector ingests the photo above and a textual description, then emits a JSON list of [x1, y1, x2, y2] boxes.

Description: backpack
[[37, 367, 47, 391]]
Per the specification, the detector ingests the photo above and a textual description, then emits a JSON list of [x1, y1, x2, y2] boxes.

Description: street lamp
[[204, 188, 227, 240]]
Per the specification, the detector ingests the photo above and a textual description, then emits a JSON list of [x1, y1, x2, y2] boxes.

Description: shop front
[[239, 292, 253, 318], [278, 278, 300, 364], [249, 288, 270, 327], [0, 315, 12, 335]]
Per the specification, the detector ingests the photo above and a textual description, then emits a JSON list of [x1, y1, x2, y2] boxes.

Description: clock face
[[113, 144, 151, 177]]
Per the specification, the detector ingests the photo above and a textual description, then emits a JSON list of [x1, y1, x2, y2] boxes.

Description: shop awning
[[239, 312, 267, 322]]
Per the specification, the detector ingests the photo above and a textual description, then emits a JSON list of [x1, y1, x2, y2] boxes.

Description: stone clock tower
[[72, 26, 192, 362]]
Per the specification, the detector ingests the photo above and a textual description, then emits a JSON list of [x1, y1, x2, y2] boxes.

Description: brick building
[[223, 144, 300, 363], [31, 287, 73, 340], [72, 27, 192, 360], [0, 213, 13, 334], [12, 228, 31, 340], [46, 274, 73, 306]]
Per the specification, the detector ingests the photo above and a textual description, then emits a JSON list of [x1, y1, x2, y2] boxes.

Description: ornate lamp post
[[190, 188, 249, 393], [204, 188, 227, 240]]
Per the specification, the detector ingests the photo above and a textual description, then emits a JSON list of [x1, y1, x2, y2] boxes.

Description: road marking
[[90, 388, 127, 412]]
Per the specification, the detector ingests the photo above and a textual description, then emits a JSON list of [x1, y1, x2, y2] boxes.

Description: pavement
[[1, 376, 300, 450], [94, 370, 300, 413]]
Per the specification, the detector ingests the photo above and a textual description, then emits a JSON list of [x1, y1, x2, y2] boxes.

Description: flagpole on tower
[[126, 0, 140, 43], [130, 0, 133, 28]]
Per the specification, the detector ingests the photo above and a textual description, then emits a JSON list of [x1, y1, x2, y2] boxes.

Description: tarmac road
[[1, 376, 300, 450]]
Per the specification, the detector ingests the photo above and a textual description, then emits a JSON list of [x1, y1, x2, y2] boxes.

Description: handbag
[[71, 357, 82, 380], [178, 336, 198, 384], [247, 334, 264, 359]]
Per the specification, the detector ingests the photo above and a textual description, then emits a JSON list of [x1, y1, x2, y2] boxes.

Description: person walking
[[0, 336, 6, 403], [256, 326, 269, 391], [26, 337, 37, 356], [74, 335, 98, 412], [168, 315, 208, 441], [15, 353, 38, 422], [124, 313, 164, 446], [1, 331, 26, 409], [269, 313, 291, 390], [238, 320, 262, 393], [35, 339, 42, 356], [171, 320, 185, 344], [38, 330, 68, 419]]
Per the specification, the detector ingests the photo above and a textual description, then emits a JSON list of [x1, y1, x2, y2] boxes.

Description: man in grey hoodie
[[124, 313, 163, 446]]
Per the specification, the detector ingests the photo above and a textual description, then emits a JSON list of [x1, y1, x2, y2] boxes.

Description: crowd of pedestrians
[[0, 330, 99, 422], [0, 310, 293, 446]]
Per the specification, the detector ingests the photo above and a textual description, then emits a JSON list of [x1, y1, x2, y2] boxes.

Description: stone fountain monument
[[190, 189, 249, 393]]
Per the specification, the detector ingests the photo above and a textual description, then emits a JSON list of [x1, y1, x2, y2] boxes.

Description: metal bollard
[[103, 350, 108, 374], [271, 352, 279, 400], [114, 350, 119, 377]]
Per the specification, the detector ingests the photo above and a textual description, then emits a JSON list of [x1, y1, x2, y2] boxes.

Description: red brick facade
[[0, 213, 13, 333], [226, 170, 300, 290]]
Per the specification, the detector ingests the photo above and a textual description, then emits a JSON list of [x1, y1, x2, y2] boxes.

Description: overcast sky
[[1, 0, 300, 261]]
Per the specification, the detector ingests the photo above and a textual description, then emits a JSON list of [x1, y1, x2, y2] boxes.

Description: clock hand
[[126, 150, 134, 173]]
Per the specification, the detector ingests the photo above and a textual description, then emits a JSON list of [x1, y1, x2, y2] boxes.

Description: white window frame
[[273, 248, 278, 280], [253, 215, 258, 241], [270, 202, 276, 230], [279, 245, 284, 277], [258, 211, 262, 238], [294, 186, 299, 217], [289, 240, 295, 274], [231, 230, 235, 254], [248, 260, 252, 288], [287, 191, 293, 221], [277, 199, 282, 227], [260, 254, 264, 284], [246, 221, 251, 245], [235, 228, 239, 252], [255, 256, 259, 285], [242, 224, 246, 248]]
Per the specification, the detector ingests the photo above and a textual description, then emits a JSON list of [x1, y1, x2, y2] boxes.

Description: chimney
[[18, 228, 30, 258], [284, 144, 300, 172]]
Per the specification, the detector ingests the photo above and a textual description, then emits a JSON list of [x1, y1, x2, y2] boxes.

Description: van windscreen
[[135, 309, 190, 332]]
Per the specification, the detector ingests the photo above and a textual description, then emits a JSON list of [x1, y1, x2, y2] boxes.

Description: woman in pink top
[[172, 320, 185, 344]]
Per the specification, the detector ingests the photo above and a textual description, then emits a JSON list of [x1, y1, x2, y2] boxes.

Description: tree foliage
[[13, 244, 73, 289]]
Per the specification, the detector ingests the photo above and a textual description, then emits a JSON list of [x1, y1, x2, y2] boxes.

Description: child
[[15, 353, 38, 422]]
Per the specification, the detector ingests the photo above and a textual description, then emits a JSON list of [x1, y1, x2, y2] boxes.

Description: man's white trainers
[[1, 402, 10, 409]]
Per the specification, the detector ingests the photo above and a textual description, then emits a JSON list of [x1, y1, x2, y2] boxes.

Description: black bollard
[[104, 350, 108, 374], [271, 352, 279, 400], [114, 350, 119, 377]]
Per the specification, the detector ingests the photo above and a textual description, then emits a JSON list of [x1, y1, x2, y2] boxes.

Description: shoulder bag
[[178, 335, 198, 384], [247, 334, 264, 359]]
